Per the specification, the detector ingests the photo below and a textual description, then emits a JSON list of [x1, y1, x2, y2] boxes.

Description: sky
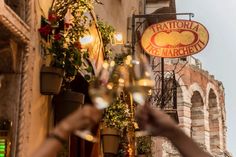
[[176, 0, 236, 156]]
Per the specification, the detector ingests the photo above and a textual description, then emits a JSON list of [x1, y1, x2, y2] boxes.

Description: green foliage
[[103, 95, 131, 131], [136, 136, 152, 156], [117, 134, 129, 157], [97, 19, 115, 60]]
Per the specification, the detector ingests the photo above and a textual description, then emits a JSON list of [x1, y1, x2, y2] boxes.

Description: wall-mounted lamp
[[112, 32, 124, 45]]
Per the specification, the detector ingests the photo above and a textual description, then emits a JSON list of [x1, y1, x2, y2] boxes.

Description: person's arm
[[31, 106, 101, 157], [136, 105, 211, 157], [167, 125, 210, 157]]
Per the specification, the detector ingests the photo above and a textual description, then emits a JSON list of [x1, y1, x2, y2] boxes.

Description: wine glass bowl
[[89, 61, 116, 109], [74, 61, 116, 142], [125, 54, 155, 105]]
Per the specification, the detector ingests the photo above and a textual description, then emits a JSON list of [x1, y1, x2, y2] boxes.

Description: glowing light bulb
[[114, 33, 123, 42], [113, 32, 123, 45]]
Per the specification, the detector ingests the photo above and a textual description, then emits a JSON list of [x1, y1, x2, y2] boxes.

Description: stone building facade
[[0, 0, 141, 156], [151, 57, 231, 157], [0, 0, 231, 157]]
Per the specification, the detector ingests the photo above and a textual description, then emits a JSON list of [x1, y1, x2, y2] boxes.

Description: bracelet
[[47, 133, 67, 145]]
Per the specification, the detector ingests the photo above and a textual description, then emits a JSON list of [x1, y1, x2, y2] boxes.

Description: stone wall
[[0, 0, 54, 156], [94, 0, 142, 54], [151, 61, 230, 157]]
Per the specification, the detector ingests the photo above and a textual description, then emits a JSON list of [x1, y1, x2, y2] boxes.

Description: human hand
[[58, 105, 102, 135], [136, 105, 178, 138]]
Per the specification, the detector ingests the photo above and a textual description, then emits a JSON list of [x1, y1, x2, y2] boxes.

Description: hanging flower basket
[[40, 66, 64, 95]]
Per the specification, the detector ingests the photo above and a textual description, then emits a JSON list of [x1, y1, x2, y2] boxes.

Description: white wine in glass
[[125, 54, 155, 105], [126, 53, 155, 136], [73, 62, 115, 142]]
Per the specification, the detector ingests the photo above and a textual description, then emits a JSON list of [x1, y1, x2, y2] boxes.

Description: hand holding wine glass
[[135, 104, 177, 137], [89, 61, 116, 109], [74, 61, 116, 142]]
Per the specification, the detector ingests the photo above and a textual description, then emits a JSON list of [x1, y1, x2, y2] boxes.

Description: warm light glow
[[132, 92, 145, 105], [114, 33, 123, 41], [94, 97, 109, 109], [137, 78, 155, 87], [106, 83, 113, 90], [118, 78, 125, 84], [102, 62, 109, 69], [110, 61, 115, 67], [112, 32, 124, 45], [148, 89, 152, 95], [79, 35, 93, 45], [125, 55, 132, 65]]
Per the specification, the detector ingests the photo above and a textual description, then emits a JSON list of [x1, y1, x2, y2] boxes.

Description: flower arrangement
[[39, 0, 95, 90]]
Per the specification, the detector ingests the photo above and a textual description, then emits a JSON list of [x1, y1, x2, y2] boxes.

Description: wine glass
[[74, 61, 116, 142], [125, 53, 155, 106], [125, 53, 155, 136]]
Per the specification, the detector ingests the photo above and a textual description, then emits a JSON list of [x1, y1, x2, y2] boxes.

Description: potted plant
[[39, 0, 94, 95], [136, 136, 152, 157], [39, 12, 66, 95], [101, 94, 131, 155]]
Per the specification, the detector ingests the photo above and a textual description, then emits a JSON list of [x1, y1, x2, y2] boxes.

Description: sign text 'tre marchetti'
[[141, 20, 209, 58]]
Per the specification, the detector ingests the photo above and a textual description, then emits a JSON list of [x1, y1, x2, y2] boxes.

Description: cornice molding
[[0, 0, 30, 43]]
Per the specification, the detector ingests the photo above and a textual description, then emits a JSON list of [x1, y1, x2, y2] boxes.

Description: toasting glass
[[74, 61, 116, 142], [125, 53, 155, 106], [124, 53, 155, 136]]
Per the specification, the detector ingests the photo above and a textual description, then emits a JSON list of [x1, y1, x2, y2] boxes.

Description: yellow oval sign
[[141, 20, 209, 58]]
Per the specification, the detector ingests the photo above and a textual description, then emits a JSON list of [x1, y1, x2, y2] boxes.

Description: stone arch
[[188, 83, 205, 103], [208, 89, 222, 153], [175, 74, 189, 103], [206, 83, 220, 109], [190, 91, 205, 145]]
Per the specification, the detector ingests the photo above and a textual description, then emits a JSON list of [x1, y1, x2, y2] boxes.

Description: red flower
[[38, 25, 52, 36], [54, 34, 62, 41], [64, 23, 71, 29], [48, 12, 58, 23]]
